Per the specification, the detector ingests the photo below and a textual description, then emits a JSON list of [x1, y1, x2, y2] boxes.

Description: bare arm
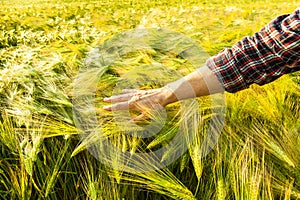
[[103, 65, 224, 121], [104, 7, 300, 121]]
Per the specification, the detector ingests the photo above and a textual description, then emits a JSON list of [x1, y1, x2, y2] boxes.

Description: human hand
[[103, 87, 176, 121], [103, 66, 224, 121]]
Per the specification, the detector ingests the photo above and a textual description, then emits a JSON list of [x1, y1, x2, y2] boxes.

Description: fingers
[[130, 112, 149, 122], [103, 89, 145, 103], [103, 102, 128, 111], [103, 101, 150, 122], [103, 89, 159, 122], [104, 93, 133, 103], [103, 95, 147, 111], [103, 89, 153, 103], [103, 91, 142, 111]]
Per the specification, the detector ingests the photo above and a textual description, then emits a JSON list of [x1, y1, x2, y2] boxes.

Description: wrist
[[160, 85, 178, 106]]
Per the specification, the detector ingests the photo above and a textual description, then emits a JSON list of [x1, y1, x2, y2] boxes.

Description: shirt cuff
[[206, 50, 250, 93]]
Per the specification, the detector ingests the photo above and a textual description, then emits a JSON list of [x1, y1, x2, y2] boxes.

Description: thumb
[[130, 112, 149, 122]]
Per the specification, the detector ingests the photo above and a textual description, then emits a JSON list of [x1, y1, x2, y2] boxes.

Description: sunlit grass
[[0, 0, 299, 199]]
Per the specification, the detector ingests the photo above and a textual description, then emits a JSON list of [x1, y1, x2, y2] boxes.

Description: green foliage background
[[0, 0, 299, 199]]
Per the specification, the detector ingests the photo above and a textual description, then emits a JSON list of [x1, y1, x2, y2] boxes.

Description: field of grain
[[0, 0, 300, 199]]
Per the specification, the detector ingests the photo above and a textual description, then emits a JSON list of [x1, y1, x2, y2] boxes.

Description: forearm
[[103, 65, 224, 112], [161, 65, 224, 105]]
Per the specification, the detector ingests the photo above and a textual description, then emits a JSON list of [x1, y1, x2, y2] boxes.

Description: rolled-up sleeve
[[206, 7, 300, 93]]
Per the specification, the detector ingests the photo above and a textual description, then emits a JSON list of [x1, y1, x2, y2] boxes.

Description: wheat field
[[0, 0, 300, 199]]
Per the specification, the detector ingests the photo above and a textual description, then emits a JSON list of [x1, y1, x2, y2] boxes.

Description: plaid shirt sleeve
[[206, 7, 300, 93]]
